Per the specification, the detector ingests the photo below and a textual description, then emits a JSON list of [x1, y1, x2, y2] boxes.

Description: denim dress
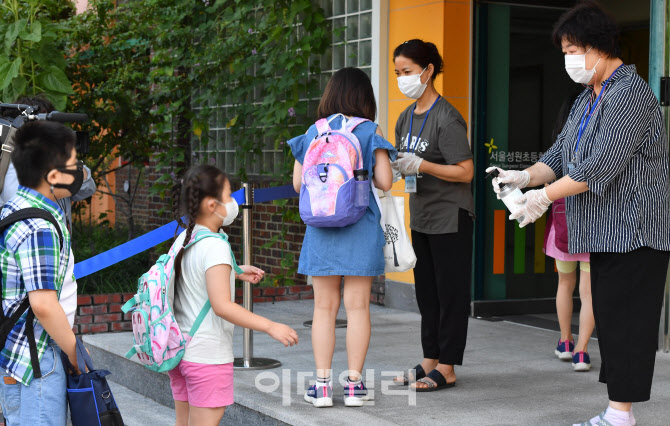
[[288, 115, 398, 276]]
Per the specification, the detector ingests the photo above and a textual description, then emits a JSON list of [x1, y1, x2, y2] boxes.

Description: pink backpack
[[299, 114, 370, 227], [121, 229, 243, 372]]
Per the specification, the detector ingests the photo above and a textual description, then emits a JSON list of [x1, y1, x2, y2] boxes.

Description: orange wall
[[386, 0, 472, 284]]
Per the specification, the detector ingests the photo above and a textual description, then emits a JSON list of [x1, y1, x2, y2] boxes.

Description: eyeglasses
[[57, 160, 83, 172]]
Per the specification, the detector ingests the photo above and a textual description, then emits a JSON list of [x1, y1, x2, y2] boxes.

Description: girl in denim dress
[[288, 67, 397, 408]]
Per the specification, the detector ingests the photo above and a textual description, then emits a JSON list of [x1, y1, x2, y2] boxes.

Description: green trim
[[514, 224, 525, 274], [149, 307, 171, 326], [649, 0, 666, 99], [188, 300, 212, 338], [121, 297, 136, 314]]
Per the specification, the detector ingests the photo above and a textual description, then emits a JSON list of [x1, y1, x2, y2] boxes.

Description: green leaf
[[36, 66, 74, 95], [33, 43, 67, 69], [43, 92, 67, 111], [8, 75, 26, 98], [19, 21, 41, 42], [225, 115, 238, 128], [5, 19, 27, 52], [0, 58, 21, 91]]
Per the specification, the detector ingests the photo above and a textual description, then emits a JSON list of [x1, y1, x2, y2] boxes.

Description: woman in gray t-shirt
[[391, 39, 474, 392]]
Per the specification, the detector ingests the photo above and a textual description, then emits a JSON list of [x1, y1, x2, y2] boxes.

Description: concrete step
[[83, 332, 288, 426], [108, 381, 175, 425]]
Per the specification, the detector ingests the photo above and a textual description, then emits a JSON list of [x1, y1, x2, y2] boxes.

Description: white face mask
[[214, 199, 239, 226], [397, 67, 428, 99], [565, 47, 601, 85]]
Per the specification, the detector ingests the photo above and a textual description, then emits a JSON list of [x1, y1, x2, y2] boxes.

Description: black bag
[[60, 338, 124, 426]]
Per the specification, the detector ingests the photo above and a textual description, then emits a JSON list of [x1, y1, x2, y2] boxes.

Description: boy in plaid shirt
[[0, 121, 84, 425]]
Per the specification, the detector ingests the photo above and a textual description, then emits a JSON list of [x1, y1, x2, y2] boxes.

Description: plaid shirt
[[0, 186, 70, 385]]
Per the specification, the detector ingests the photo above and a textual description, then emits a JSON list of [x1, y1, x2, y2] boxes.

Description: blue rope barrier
[[73, 185, 296, 280], [74, 188, 246, 279], [254, 184, 298, 203]]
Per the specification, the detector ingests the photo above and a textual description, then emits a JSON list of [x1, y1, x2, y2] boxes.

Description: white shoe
[[304, 384, 333, 408]]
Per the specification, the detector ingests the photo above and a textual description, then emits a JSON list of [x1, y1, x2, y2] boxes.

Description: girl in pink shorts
[[544, 197, 593, 372], [169, 165, 299, 425]]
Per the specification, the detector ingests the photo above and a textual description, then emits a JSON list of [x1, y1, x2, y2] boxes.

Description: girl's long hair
[[171, 165, 228, 283]]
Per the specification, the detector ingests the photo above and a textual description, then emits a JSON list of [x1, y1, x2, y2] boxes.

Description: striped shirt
[[0, 186, 70, 385], [540, 65, 670, 254]]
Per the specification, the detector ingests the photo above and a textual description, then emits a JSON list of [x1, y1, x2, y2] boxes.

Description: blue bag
[[60, 338, 124, 426]]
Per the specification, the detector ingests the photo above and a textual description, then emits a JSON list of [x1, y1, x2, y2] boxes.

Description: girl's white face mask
[[397, 67, 428, 99], [214, 199, 239, 226], [565, 47, 601, 85]]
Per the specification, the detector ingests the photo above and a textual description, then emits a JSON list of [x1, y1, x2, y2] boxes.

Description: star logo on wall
[[485, 138, 497, 154]]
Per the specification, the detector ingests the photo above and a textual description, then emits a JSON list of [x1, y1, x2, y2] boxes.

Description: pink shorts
[[168, 361, 234, 408]]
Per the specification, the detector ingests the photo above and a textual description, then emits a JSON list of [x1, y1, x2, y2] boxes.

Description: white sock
[[602, 407, 632, 426], [629, 406, 636, 425], [588, 411, 604, 425], [347, 377, 362, 387], [316, 376, 331, 388]]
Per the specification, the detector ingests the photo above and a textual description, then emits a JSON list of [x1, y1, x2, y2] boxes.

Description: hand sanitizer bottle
[[489, 169, 525, 224]]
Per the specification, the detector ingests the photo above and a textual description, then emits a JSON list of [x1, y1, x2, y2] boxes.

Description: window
[[193, 0, 378, 177]]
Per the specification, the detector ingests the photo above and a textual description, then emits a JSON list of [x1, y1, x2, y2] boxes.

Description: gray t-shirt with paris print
[[395, 97, 474, 234]]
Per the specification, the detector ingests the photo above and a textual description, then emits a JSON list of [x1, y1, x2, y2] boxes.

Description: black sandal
[[413, 369, 456, 392], [393, 364, 426, 386]]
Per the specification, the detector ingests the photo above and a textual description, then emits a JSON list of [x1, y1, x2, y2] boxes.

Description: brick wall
[[74, 293, 135, 335], [234, 284, 314, 304], [74, 287, 316, 336], [74, 279, 387, 335]]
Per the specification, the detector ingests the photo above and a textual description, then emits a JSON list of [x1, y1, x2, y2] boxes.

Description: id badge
[[567, 161, 576, 173], [405, 175, 417, 193]]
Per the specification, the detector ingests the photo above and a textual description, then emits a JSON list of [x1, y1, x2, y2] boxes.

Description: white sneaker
[[304, 384, 333, 408]]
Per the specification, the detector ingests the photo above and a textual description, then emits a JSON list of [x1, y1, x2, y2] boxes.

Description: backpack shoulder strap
[[187, 300, 212, 338], [182, 229, 243, 339], [0, 208, 64, 250], [344, 117, 370, 133], [186, 230, 244, 275], [315, 118, 331, 135]]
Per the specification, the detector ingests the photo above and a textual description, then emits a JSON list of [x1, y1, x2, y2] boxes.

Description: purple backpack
[[299, 114, 370, 227]]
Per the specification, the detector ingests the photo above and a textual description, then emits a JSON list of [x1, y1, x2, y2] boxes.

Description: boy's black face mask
[[46, 160, 84, 197]]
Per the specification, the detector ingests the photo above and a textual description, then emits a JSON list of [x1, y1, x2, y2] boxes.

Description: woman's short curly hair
[[552, 1, 621, 58]]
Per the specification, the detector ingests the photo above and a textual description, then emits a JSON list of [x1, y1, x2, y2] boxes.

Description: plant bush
[[71, 224, 153, 295]]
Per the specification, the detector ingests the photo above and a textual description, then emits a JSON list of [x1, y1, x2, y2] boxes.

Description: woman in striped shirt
[[488, 3, 670, 426]]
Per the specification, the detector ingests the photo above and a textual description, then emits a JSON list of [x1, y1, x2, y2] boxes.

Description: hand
[[394, 152, 424, 175], [266, 322, 299, 347], [236, 265, 265, 284], [485, 167, 531, 194], [510, 187, 552, 228]]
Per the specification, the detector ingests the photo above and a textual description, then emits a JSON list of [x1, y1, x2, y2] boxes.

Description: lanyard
[[407, 95, 441, 153], [575, 64, 624, 156]]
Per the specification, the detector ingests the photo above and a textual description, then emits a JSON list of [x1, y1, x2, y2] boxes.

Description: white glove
[[485, 167, 531, 194], [394, 152, 424, 175], [391, 160, 402, 183], [510, 187, 552, 228]]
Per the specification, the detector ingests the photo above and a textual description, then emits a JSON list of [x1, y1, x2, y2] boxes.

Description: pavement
[[82, 300, 670, 425]]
